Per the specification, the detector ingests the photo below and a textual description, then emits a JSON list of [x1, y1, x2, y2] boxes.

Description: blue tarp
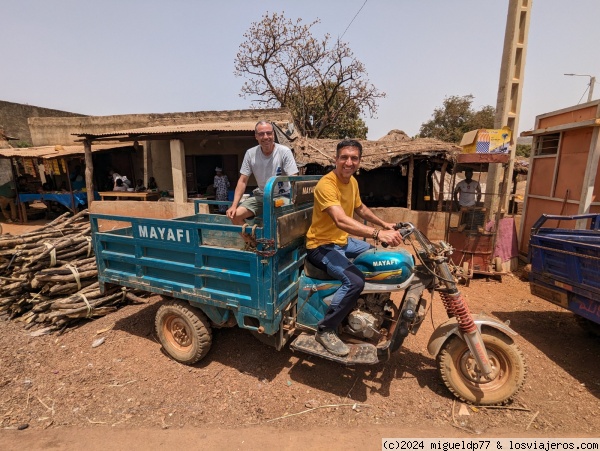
[[18, 192, 99, 210]]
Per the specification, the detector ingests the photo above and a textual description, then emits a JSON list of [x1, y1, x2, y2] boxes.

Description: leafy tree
[[234, 12, 385, 139], [287, 83, 368, 139], [418, 95, 495, 143], [516, 144, 531, 158]]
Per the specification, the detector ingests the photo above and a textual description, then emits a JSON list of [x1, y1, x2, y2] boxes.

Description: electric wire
[[339, 0, 368, 41]]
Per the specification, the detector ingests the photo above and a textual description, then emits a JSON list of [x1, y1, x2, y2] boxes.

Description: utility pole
[[564, 73, 596, 103], [485, 0, 532, 218]]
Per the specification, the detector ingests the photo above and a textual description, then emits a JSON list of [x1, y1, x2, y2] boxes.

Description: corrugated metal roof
[[75, 121, 258, 138], [0, 143, 133, 159]]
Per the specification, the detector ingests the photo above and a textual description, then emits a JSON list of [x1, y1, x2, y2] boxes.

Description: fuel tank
[[353, 248, 414, 285]]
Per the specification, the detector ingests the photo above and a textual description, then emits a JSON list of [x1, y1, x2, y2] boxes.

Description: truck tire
[[437, 328, 526, 405], [155, 300, 212, 365]]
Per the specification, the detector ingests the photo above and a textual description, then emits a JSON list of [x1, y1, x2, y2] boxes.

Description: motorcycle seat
[[303, 258, 333, 280]]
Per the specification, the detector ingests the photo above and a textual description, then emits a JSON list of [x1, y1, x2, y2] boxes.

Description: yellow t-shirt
[[305, 171, 362, 249]]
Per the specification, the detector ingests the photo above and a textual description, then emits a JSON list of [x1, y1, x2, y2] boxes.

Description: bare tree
[[234, 12, 385, 139]]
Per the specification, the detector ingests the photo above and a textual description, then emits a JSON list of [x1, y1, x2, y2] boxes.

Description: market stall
[[0, 143, 135, 222], [446, 127, 518, 283]]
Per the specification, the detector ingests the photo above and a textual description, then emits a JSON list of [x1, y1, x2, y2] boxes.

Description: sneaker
[[315, 329, 349, 357], [5, 219, 12, 223]]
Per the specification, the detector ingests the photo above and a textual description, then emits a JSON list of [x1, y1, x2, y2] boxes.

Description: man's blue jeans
[[306, 238, 373, 332]]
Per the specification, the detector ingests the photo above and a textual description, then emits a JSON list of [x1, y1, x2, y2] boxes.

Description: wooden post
[[10, 157, 27, 223], [407, 155, 414, 210], [64, 158, 77, 212], [437, 161, 448, 212], [143, 140, 151, 187], [83, 139, 95, 206], [170, 139, 188, 203]]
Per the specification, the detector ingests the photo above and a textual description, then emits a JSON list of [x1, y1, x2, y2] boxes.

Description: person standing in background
[[213, 167, 230, 214], [453, 168, 481, 210]]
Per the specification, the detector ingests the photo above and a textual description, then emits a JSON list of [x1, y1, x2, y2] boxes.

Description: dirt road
[[1, 260, 599, 449]]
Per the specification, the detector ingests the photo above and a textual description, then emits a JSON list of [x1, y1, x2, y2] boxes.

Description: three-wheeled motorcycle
[[91, 175, 526, 405]]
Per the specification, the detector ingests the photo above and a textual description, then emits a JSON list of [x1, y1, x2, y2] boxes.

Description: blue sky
[[2, 0, 599, 140]]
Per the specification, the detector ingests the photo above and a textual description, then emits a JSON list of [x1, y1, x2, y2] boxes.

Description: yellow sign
[[459, 126, 512, 154]]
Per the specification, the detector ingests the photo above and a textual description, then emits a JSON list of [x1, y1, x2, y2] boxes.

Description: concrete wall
[[0, 100, 85, 146], [150, 136, 256, 192], [370, 207, 451, 242], [28, 108, 292, 146], [90, 200, 206, 232]]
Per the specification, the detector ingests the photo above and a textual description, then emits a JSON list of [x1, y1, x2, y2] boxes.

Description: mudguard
[[427, 314, 517, 357]]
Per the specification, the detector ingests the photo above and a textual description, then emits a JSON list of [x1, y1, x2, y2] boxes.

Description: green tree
[[287, 83, 369, 139], [418, 95, 495, 143], [516, 144, 531, 158], [234, 12, 384, 139]]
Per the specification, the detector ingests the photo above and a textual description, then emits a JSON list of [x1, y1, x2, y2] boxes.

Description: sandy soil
[[0, 220, 598, 449]]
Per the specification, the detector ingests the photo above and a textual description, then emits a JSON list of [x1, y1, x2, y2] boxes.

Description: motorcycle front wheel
[[437, 328, 526, 405]]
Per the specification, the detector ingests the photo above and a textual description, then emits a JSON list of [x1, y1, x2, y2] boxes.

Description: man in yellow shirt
[[305, 140, 403, 356]]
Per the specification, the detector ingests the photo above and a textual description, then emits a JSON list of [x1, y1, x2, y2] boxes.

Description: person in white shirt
[[454, 168, 481, 209], [113, 178, 128, 192], [226, 121, 298, 225]]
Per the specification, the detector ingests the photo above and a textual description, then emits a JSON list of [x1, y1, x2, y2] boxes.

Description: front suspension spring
[[440, 292, 455, 318], [440, 292, 476, 334]]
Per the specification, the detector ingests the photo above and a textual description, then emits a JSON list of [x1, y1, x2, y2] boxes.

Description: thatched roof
[[513, 156, 529, 174], [293, 129, 529, 174], [293, 134, 462, 171]]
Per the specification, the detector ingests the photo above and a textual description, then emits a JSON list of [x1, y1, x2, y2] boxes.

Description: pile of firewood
[[0, 210, 146, 332]]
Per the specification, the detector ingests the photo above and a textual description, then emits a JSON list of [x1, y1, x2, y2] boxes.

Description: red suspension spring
[[440, 292, 455, 318], [440, 292, 477, 334]]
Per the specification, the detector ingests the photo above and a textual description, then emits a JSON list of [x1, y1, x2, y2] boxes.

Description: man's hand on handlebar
[[378, 228, 403, 247]]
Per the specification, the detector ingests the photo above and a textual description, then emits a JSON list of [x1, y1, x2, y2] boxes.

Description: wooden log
[[34, 270, 98, 283], [47, 280, 96, 296]]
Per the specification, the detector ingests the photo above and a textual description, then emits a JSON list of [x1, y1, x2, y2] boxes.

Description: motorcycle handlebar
[[381, 222, 414, 247]]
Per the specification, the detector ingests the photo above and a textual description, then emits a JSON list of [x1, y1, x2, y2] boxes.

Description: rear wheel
[[437, 328, 526, 405], [155, 300, 212, 365]]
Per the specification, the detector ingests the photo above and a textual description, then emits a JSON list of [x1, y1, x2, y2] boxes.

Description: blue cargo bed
[[529, 214, 600, 326]]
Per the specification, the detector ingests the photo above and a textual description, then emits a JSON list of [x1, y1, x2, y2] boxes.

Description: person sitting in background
[[113, 178, 127, 192], [0, 180, 17, 223], [134, 179, 146, 192], [70, 166, 85, 191], [147, 177, 158, 190], [121, 175, 133, 188], [16, 176, 32, 193], [108, 169, 132, 189]]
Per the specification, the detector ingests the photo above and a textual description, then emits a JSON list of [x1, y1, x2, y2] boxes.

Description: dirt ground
[[0, 221, 599, 449]]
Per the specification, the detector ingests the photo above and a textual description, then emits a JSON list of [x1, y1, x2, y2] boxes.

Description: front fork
[[436, 260, 494, 377]]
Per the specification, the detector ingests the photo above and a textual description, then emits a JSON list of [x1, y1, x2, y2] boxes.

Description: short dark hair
[[336, 139, 362, 158], [465, 168, 474, 174], [255, 121, 273, 132]]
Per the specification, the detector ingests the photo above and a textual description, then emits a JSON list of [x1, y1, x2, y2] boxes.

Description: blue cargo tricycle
[[90, 176, 526, 404]]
